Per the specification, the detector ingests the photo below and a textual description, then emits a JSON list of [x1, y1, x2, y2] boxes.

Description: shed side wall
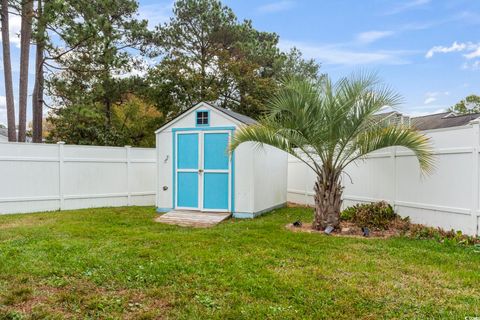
[[253, 144, 288, 214]]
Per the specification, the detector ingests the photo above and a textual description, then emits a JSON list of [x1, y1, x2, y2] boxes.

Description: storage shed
[[155, 102, 287, 218]]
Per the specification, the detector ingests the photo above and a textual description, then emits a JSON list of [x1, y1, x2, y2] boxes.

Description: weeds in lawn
[[1, 287, 32, 306]]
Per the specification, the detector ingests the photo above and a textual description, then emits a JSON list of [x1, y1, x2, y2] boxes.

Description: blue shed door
[[176, 133, 199, 209], [203, 133, 230, 211], [175, 131, 231, 212]]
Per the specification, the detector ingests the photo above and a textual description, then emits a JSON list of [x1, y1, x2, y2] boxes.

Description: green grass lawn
[[0, 206, 479, 319]]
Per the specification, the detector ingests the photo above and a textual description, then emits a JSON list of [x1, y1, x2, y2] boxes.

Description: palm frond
[[229, 124, 294, 154], [229, 73, 434, 178]]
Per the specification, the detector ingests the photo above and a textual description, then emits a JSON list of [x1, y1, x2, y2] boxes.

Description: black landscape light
[[293, 220, 302, 227]]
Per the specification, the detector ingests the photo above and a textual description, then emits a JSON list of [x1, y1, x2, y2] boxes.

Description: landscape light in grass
[[324, 226, 334, 235], [293, 220, 302, 227], [362, 227, 370, 237]]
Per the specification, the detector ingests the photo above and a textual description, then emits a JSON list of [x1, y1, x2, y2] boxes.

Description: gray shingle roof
[[412, 112, 480, 130], [0, 127, 7, 137], [211, 105, 257, 125]]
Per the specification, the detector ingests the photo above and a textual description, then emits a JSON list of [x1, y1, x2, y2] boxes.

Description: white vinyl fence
[[0, 142, 156, 214], [288, 121, 480, 236]]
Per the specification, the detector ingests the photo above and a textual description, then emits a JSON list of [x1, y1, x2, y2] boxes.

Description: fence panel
[[0, 142, 156, 214]]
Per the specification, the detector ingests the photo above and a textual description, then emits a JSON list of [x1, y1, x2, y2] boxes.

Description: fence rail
[[0, 142, 156, 214]]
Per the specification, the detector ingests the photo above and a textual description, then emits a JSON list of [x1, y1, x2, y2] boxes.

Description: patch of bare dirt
[[0, 215, 54, 230]]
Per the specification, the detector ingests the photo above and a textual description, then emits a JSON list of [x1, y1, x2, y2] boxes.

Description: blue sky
[[1, 0, 480, 125], [221, 0, 480, 117]]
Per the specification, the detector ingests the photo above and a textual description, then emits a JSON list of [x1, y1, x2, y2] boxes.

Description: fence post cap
[[57, 141, 65, 145], [125, 145, 132, 148]]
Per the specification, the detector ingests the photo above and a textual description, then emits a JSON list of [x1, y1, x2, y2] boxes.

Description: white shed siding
[[233, 143, 255, 214], [253, 144, 288, 214]]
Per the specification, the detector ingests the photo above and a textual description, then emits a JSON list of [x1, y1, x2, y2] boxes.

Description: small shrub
[[340, 201, 397, 230], [408, 225, 480, 246], [340, 206, 356, 221]]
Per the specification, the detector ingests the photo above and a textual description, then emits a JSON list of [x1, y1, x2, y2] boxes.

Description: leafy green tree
[[448, 94, 480, 114], [148, 0, 321, 119], [46, 104, 115, 145], [147, 0, 236, 117], [277, 47, 320, 81], [47, 93, 162, 146], [45, 0, 153, 145], [230, 75, 433, 230], [111, 94, 164, 147], [44, 0, 321, 145]]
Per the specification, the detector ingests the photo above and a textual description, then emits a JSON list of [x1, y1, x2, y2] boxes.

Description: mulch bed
[[286, 219, 409, 239]]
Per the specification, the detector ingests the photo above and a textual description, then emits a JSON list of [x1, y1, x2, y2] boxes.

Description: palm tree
[[229, 74, 434, 231]]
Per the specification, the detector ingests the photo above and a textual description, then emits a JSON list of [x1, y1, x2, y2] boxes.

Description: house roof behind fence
[[411, 112, 480, 130]]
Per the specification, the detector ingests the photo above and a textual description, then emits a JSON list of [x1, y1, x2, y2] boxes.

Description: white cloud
[[464, 48, 480, 59], [383, 0, 430, 15], [425, 41, 473, 58], [138, 2, 173, 29], [257, 1, 295, 13], [426, 42, 480, 70], [423, 91, 450, 105], [356, 30, 394, 44], [279, 40, 410, 66], [462, 60, 480, 70], [426, 41, 480, 60]]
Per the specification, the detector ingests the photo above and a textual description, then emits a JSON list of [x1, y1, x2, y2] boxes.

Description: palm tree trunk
[[312, 169, 343, 230], [32, 0, 44, 143], [1, 0, 17, 141], [17, 0, 33, 142]]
